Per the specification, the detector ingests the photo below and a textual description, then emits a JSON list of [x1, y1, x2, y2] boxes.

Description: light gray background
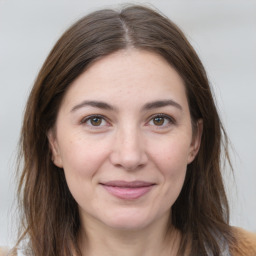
[[0, 0, 255, 246]]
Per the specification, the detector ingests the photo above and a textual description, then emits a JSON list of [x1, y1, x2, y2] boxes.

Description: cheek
[[58, 135, 110, 180], [58, 137, 111, 207], [150, 134, 191, 172], [149, 135, 190, 196]]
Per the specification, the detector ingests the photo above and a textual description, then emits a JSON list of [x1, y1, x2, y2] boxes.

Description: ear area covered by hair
[[187, 119, 203, 164], [47, 129, 63, 168]]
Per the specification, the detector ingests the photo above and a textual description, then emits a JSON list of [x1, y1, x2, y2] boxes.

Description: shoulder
[[0, 247, 9, 256], [229, 227, 256, 256], [0, 247, 17, 256]]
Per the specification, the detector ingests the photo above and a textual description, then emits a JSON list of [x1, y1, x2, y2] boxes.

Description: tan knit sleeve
[[0, 247, 17, 256], [0, 247, 9, 256], [230, 227, 256, 256]]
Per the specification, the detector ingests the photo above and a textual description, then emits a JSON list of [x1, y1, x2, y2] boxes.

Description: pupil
[[91, 117, 102, 126], [153, 117, 164, 126]]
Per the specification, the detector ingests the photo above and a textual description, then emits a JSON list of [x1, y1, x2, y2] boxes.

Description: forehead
[[61, 49, 188, 111]]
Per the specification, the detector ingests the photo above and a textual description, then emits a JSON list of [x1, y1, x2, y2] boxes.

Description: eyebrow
[[142, 99, 182, 111], [71, 100, 116, 112], [71, 99, 182, 112]]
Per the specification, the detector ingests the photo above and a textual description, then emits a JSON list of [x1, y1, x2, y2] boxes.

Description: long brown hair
[[16, 5, 235, 255]]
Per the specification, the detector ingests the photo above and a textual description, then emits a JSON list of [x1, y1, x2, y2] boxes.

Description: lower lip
[[102, 185, 154, 200]]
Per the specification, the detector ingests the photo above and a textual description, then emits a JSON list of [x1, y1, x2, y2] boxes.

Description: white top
[[16, 249, 25, 256]]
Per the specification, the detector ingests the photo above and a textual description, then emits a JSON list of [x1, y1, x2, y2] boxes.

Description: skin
[[48, 49, 202, 256]]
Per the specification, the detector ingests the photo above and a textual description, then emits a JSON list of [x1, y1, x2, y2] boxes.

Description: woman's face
[[49, 49, 202, 231]]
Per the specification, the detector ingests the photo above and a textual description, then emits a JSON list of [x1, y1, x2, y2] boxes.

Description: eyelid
[[146, 113, 176, 126], [80, 114, 111, 127]]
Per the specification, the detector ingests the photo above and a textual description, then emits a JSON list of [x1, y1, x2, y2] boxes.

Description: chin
[[98, 208, 159, 231]]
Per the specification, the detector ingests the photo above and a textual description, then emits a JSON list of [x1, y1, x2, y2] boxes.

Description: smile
[[100, 180, 155, 200]]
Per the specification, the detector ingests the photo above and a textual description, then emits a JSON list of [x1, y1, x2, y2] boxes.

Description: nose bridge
[[110, 122, 147, 170], [121, 123, 140, 152]]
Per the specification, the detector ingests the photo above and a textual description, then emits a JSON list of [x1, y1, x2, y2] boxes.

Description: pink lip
[[100, 180, 155, 200]]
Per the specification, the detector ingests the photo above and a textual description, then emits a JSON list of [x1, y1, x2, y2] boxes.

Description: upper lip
[[100, 180, 155, 188]]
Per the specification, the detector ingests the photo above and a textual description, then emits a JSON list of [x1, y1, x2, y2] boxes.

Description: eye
[[81, 115, 109, 127], [147, 114, 175, 127], [89, 116, 103, 126], [152, 116, 165, 126]]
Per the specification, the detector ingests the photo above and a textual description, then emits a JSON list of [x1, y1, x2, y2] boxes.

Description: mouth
[[100, 180, 155, 200]]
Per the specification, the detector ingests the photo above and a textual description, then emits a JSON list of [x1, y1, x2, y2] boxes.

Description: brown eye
[[81, 115, 109, 129], [90, 117, 103, 126], [153, 117, 165, 126], [148, 114, 175, 128]]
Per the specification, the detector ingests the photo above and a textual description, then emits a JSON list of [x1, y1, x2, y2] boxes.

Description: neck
[[78, 213, 181, 256]]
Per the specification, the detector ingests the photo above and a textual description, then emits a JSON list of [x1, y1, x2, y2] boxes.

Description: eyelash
[[80, 113, 175, 129], [147, 113, 176, 128], [80, 114, 110, 128]]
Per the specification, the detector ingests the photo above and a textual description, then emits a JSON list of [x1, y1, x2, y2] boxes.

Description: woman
[[2, 4, 256, 256]]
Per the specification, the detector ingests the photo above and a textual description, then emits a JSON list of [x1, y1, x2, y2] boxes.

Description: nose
[[109, 125, 148, 171]]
